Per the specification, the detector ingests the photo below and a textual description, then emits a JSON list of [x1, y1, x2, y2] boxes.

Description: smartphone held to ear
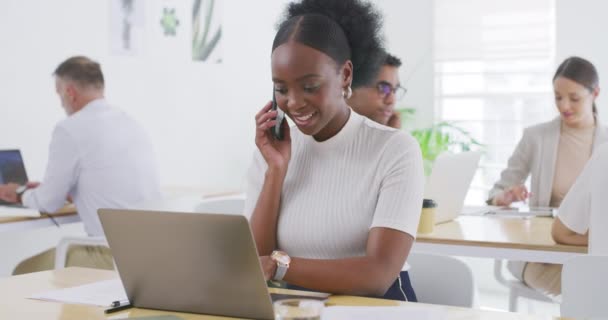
[[270, 91, 286, 140]]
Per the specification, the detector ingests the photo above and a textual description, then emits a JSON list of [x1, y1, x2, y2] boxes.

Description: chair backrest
[[561, 255, 608, 318], [194, 197, 245, 215], [55, 236, 110, 269], [407, 253, 477, 308]]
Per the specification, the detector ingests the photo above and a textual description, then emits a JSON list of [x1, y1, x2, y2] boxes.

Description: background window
[[434, 0, 556, 204]]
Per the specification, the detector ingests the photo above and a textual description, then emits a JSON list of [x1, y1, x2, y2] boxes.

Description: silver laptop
[[424, 151, 482, 224], [98, 209, 327, 319], [485, 206, 556, 217]]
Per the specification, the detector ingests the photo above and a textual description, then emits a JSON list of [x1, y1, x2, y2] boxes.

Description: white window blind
[[434, 0, 556, 204]]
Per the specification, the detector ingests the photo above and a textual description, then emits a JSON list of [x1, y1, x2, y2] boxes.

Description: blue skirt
[[284, 271, 417, 302], [382, 271, 417, 302]]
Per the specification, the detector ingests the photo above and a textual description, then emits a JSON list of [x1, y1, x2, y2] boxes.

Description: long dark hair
[[553, 56, 599, 116], [272, 0, 385, 89]]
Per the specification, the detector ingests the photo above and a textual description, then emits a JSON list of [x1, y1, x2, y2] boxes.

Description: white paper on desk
[[29, 279, 127, 307], [322, 306, 447, 320], [0, 206, 40, 217]]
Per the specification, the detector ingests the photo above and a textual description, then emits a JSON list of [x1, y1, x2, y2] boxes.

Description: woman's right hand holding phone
[[255, 101, 291, 176]]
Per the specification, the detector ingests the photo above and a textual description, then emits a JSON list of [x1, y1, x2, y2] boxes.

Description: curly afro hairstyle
[[272, 0, 386, 89], [384, 53, 402, 68]]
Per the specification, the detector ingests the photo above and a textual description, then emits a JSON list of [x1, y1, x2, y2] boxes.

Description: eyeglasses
[[376, 81, 407, 100]]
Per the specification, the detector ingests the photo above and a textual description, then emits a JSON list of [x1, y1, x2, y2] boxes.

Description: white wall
[[0, 0, 434, 277], [0, 0, 434, 192], [382, 0, 435, 129], [556, 0, 608, 124]]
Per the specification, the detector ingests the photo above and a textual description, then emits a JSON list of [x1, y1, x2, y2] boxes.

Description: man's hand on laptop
[[0, 183, 20, 203], [260, 256, 277, 281], [0, 181, 40, 203]]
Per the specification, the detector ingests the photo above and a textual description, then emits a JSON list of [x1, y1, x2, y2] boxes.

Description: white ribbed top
[[244, 111, 424, 260]]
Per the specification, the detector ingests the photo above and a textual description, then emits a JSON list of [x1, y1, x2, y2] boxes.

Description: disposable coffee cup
[[418, 199, 437, 234]]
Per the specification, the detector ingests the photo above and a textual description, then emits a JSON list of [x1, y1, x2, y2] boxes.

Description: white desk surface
[[414, 215, 586, 264], [0, 267, 566, 320]]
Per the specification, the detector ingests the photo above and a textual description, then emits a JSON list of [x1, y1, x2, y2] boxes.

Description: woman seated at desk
[[245, 0, 424, 301], [488, 56, 608, 296]]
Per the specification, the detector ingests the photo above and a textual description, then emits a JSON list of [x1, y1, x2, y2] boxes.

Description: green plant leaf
[[408, 119, 485, 176]]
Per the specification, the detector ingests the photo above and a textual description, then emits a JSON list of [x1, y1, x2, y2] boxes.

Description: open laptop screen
[[0, 150, 28, 185]]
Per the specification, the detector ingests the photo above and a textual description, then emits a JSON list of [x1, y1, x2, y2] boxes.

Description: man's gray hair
[[54, 56, 104, 89]]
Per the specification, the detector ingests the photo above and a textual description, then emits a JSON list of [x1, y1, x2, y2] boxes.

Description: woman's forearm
[[277, 228, 414, 297], [552, 218, 589, 246], [553, 231, 588, 246], [284, 256, 402, 297], [250, 169, 286, 255]]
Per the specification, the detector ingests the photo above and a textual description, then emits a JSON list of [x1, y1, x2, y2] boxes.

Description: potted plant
[[399, 108, 484, 175]]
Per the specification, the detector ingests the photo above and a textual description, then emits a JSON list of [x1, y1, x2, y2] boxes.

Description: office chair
[[54, 195, 246, 269], [54, 236, 111, 269], [494, 259, 558, 312], [408, 253, 477, 308]]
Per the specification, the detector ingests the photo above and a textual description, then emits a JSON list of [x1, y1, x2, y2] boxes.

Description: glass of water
[[274, 299, 324, 320]]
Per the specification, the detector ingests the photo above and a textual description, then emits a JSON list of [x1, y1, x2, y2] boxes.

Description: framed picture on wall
[[110, 0, 146, 56], [192, 0, 222, 63]]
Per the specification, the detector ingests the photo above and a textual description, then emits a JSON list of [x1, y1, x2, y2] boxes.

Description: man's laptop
[[0, 149, 28, 207], [98, 209, 329, 320], [424, 151, 482, 224]]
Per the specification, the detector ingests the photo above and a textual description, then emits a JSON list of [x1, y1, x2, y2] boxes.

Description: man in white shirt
[[0, 56, 161, 274]]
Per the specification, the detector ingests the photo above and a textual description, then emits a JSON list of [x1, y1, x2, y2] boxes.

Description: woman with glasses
[[488, 56, 608, 296], [245, 0, 424, 301], [348, 53, 407, 129]]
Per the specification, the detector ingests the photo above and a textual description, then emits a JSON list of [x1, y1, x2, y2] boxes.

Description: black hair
[[272, 0, 385, 89], [384, 53, 402, 68], [553, 56, 599, 116], [54, 56, 104, 89]]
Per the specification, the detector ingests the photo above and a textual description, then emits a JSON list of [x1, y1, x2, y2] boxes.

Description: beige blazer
[[488, 117, 608, 207]]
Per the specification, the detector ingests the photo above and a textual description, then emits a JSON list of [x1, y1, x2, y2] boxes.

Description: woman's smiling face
[[271, 41, 352, 141]]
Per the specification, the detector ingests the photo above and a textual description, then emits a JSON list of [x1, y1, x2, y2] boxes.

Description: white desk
[[0, 187, 243, 234], [0, 267, 564, 320], [413, 216, 586, 264], [131, 196, 585, 264], [0, 205, 80, 233]]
